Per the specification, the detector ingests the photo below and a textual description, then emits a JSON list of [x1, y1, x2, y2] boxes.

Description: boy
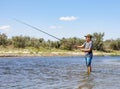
[[76, 34, 93, 74]]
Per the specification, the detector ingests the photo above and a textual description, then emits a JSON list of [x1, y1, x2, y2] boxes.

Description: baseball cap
[[84, 34, 92, 38]]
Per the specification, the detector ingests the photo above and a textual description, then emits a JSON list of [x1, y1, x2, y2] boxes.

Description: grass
[[0, 47, 120, 57]]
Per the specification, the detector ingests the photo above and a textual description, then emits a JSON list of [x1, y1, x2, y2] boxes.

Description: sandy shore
[[0, 51, 119, 57], [0, 52, 84, 57]]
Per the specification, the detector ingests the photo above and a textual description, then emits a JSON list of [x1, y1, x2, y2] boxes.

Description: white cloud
[[49, 26, 62, 29], [49, 26, 57, 29], [0, 25, 10, 31], [59, 16, 78, 21]]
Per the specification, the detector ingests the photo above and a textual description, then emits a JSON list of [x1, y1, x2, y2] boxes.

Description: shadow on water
[[77, 72, 94, 89]]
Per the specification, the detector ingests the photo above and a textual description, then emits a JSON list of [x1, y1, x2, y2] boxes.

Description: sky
[[0, 0, 120, 40]]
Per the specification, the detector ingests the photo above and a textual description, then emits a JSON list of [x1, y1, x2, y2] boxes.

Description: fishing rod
[[13, 19, 80, 49], [13, 19, 61, 41]]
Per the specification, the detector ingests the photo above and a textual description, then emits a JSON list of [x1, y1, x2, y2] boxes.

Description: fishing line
[[13, 18, 61, 41]]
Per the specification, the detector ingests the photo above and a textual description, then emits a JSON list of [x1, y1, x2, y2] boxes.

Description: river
[[0, 56, 120, 89]]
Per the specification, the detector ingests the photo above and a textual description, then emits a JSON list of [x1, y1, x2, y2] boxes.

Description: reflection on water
[[78, 73, 94, 89], [0, 56, 120, 89]]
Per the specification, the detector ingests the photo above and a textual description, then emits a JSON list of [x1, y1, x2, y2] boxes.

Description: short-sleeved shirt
[[83, 41, 93, 57]]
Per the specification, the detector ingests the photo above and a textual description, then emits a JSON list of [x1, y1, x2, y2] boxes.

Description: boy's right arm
[[77, 45, 84, 48], [74, 44, 84, 49]]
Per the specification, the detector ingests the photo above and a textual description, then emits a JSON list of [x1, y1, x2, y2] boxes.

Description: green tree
[[110, 39, 120, 50], [53, 41, 61, 48], [60, 37, 84, 50], [92, 32, 104, 51], [7, 39, 13, 46], [0, 33, 8, 47], [30, 38, 40, 48], [12, 35, 28, 48]]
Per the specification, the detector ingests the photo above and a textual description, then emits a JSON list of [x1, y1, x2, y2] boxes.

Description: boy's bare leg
[[90, 66, 92, 72], [87, 66, 92, 74]]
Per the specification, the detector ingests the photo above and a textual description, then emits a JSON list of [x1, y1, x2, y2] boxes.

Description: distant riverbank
[[0, 48, 120, 57]]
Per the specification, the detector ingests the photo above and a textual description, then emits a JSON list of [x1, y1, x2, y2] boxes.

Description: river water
[[0, 56, 120, 89]]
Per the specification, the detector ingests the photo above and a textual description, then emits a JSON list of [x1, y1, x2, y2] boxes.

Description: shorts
[[85, 56, 92, 67]]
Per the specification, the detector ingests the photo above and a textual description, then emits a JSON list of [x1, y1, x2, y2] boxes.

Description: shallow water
[[0, 56, 120, 89]]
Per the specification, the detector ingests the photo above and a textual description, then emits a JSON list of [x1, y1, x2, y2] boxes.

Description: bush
[[92, 32, 105, 51], [0, 33, 8, 47], [12, 35, 29, 48], [110, 39, 120, 50]]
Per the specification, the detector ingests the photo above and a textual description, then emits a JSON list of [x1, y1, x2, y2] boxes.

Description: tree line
[[0, 32, 119, 51]]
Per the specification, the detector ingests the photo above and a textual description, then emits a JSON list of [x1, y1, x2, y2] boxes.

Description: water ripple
[[0, 56, 120, 89]]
